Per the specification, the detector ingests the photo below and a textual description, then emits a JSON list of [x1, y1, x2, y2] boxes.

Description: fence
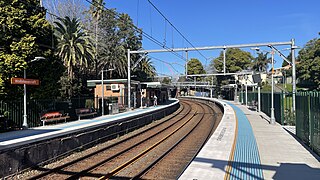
[[239, 91, 294, 125], [239, 91, 320, 155], [0, 97, 96, 131], [0, 94, 163, 131], [296, 92, 320, 155]]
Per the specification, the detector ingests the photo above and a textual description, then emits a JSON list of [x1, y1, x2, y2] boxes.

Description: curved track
[[23, 99, 222, 180]]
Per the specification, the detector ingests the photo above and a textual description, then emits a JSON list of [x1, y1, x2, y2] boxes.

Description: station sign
[[11, 78, 40, 85]]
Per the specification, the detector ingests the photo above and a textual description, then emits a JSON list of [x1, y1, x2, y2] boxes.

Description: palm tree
[[92, 0, 104, 21], [252, 52, 270, 73], [54, 16, 95, 80], [91, 0, 104, 78], [139, 57, 156, 77], [132, 57, 156, 82]]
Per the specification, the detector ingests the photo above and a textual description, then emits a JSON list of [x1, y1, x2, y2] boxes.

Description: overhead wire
[[83, 0, 187, 62], [147, 0, 209, 62], [148, 55, 182, 75], [88, 0, 186, 61], [35, 0, 186, 62]]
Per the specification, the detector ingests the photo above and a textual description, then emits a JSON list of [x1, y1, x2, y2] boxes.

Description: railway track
[[23, 99, 222, 180]]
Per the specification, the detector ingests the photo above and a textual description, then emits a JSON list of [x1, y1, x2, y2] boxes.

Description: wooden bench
[[40, 111, 70, 126], [75, 108, 97, 120]]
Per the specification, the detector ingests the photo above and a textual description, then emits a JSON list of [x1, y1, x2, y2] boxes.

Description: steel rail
[[131, 101, 215, 179], [60, 101, 194, 180], [99, 102, 202, 179], [28, 101, 190, 180]]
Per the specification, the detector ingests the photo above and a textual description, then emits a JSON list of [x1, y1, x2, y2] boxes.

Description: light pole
[[270, 51, 275, 124], [223, 46, 226, 75], [23, 57, 45, 129], [127, 49, 131, 109], [101, 68, 115, 116], [251, 47, 277, 124], [245, 75, 248, 106]]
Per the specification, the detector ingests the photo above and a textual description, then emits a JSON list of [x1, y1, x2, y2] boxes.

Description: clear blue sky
[[104, 0, 320, 76]]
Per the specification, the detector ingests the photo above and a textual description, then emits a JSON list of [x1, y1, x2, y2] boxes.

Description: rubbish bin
[[112, 102, 119, 114], [108, 103, 113, 114]]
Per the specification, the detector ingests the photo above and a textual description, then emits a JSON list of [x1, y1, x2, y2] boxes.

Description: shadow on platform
[[194, 157, 320, 179]]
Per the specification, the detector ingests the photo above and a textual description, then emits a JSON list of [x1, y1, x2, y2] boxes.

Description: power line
[[25, 0, 187, 62], [147, 0, 208, 62], [148, 55, 182, 74], [83, 0, 187, 62]]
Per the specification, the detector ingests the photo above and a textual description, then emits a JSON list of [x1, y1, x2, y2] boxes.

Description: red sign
[[11, 78, 40, 85]]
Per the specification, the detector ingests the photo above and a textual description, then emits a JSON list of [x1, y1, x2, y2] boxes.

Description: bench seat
[[75, 108, 97, 120], [40, 111, 70, 126]]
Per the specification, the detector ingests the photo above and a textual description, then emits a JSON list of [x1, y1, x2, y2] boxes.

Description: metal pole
[[128, 49, 131, 109], [129, 41, 292, 54], [22, 69, 28, 128], [101, 70, 104, 115], [234, 84, 237, 102], [140, 90, 143, 108], [245, 84, 248, 106], [291, 39, 296, 113], [223, 46, 226, 75], [134, 91, 136, 108], [258, 86, 261, 112], [241, 85, 244, 104], [185, 51, 188, 76], [194, 78, 196, 95], [270, 51, 275, 124], [211, 76, 213, 98]]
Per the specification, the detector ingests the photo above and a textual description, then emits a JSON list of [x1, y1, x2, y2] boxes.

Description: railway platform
[[179, 98, 320, 180], [0, 99, 178, 150]]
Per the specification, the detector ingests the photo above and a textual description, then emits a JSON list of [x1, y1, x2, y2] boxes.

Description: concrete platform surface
[[0, 99, 178, 150], [180, 98, 320, 180], [232, 102, 320, 180], [179, 98, 236, 180]]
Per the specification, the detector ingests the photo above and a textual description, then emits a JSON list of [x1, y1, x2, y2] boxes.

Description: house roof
[[87, 79, 141, 87], [141, 82, 170, 88]]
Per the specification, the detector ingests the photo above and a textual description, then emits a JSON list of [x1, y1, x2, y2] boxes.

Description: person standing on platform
[[154, 95, 157, 106]]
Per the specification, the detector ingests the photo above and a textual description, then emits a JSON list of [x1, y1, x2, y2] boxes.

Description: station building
[[87, 79, 171, 114]]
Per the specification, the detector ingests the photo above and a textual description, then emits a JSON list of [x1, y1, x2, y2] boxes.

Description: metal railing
[[296, 91, 320, 155], [0, 97, 96, 130], [239, 91, 320, 155]]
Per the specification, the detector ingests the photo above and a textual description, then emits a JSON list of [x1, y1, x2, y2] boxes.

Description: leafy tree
[[117, 13, 143, 78], [90, 0, 104, 78], [281, 52, 293, 77], [162, 77, 171, 84], [211, 48, 253, 73], [282, 52, 292, 67], [187, 58, 206, 81], [54, 16, 95, 97], [252, 52, 269, 73], [210, 48, 253, 86], [297, 38, 320, 90], [0, 0, 62, 99], [90, 8, 143, 79], [187, 58, 206, 75], [43, 0, 87, 23], [93, 8, 124, 77]]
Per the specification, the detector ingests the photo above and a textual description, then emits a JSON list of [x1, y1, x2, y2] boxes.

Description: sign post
[[11, 77, 40, 129], [11, 78, 40, 85]]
